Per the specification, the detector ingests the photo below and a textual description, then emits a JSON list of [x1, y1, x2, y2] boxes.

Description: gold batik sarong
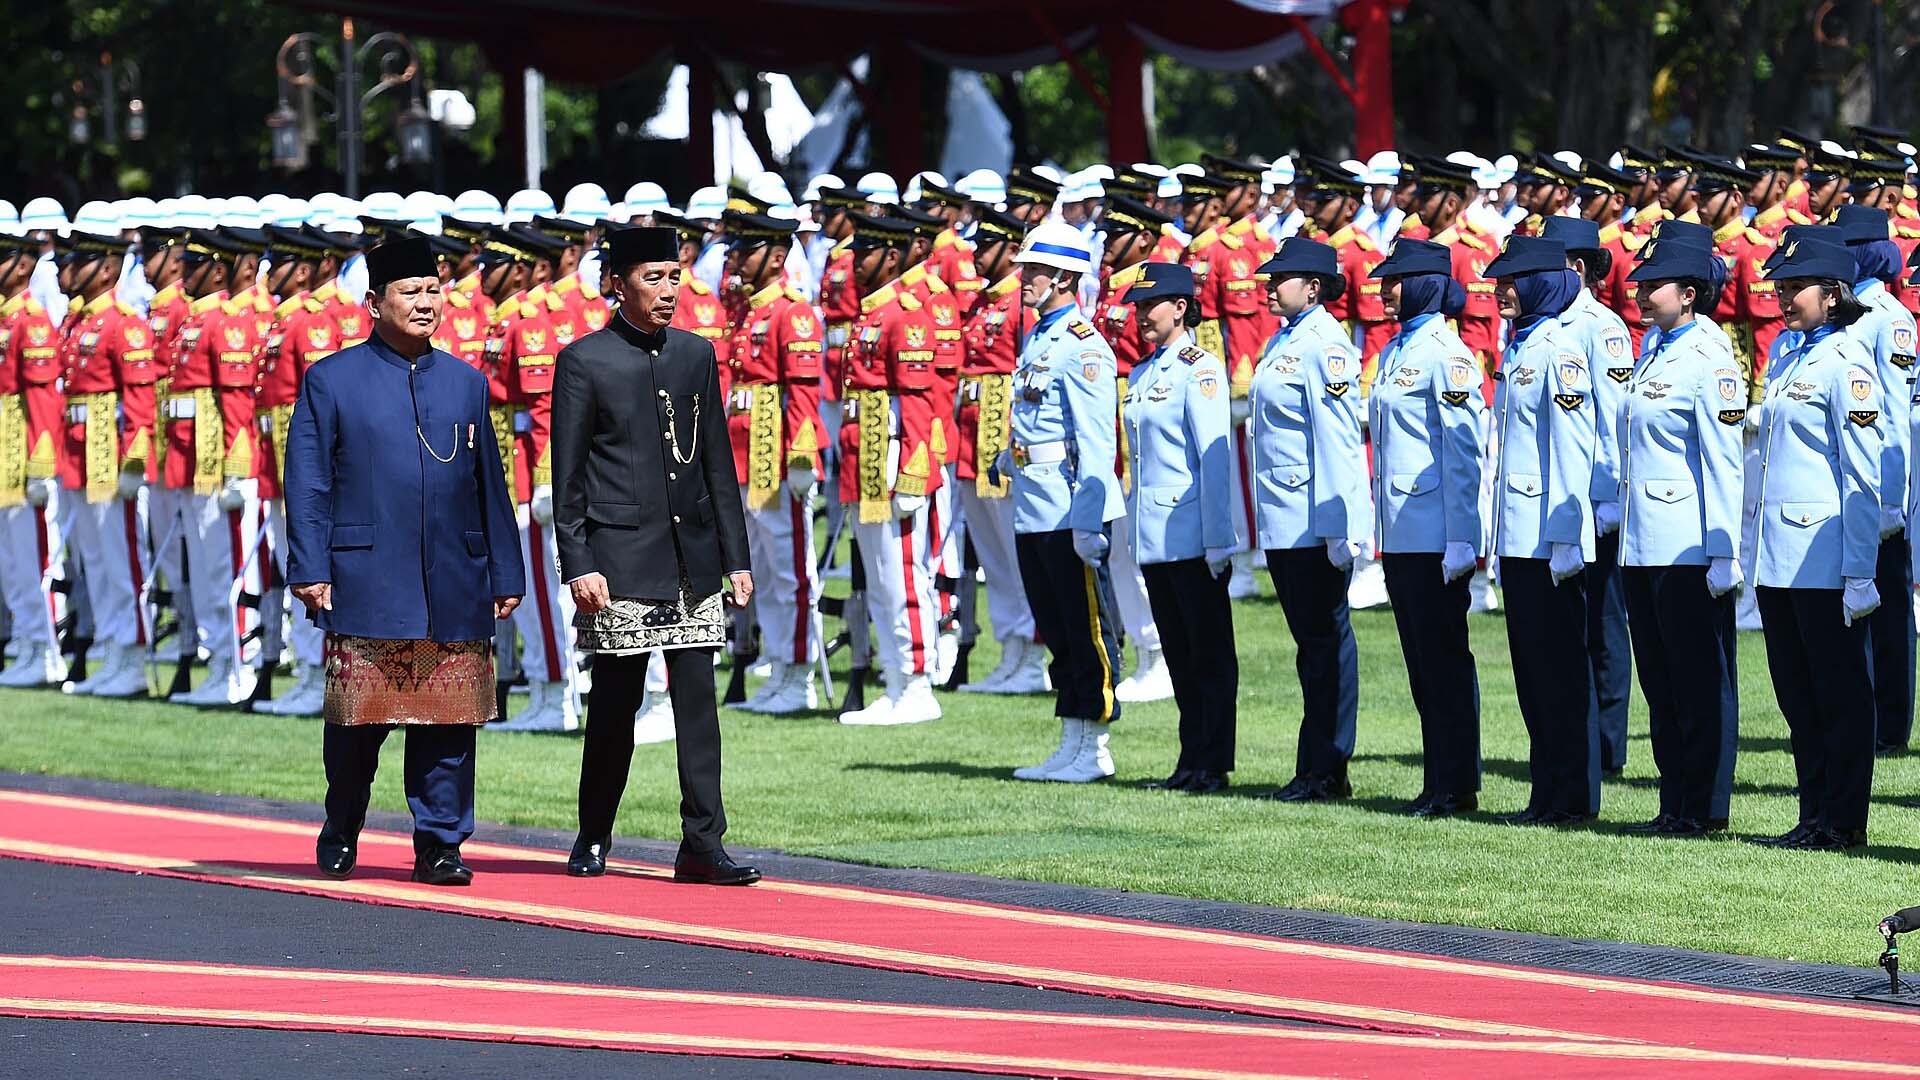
[[323, 636, 495, 726]]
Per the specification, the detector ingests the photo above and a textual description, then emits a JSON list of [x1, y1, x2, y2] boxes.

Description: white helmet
[[1030, 164, 1066, 185], [683, 185, 726, 221], [1361, 150, 1402, 187], [1551, 150, 1585, 175], [855, 171, 899, 206], [72, 199, 122, 235], [1492, 154, 1520, 186], [955, 168, 1006, 205], [0, 200, 18, 236], [623, 181, 670, 216], [1261, 157, 1296, 193], [1010, 220, 1094, 274], [270, 197, 311, 228], [400, 191, 443, 234], [747, 173, 795, 213], [800, 173, 842, 204], [360, 190, 405, 221], [562, 181, 612, 224], [218, 195, 264, 228], [1157, 174, 1184, 200], [504, 188, 555, 224], [173, 194, 215, 230], [18, 197, 67, 233], [903, 170, 948, 204], [452, 189, 503, 225]]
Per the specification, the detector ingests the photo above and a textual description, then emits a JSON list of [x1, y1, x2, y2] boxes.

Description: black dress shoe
[[1498, 808, 1545, 825], [412, 846, 473, 886], [1703, 818, 1729, 833], [1412, 793, 1476, 819], [1402, 791, 1434, 815], [1144, 769, 1197, 792], [1535, 810, 1596, 826], [1183, 771, 1230, 795], [315, 827, 356, 880], [1266, 774, 1352, 803], [1654, 817, 1710, 837], [674, 849, 761, 886], [567, 834, 609, 877], [1624, 814, 1676, 835], [1749, 823, 1815, 848], [1602, 766, 1625, 779], [1787, 827, 1867, 851], [1876, 741, 1907, 757]]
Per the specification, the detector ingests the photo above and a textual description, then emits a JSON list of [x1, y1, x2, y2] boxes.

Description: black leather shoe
[[1654, 817, 1710, 837], [315, 827, 356, 880], [1602, 766, 1625, 779], [1144, 769, 1197, 792], [1749, 823, 1815, 848], [1535, 810, 1596, 826], [1703, 818, 1729, 833], [1183, 771, 1230, 795], [1412, 793, 1476, 819], [412, 846, 473, 886], [1266, 774, 1352, 803], [1498, 808, 1544, 825], [1624, 814, 1676, 835], [1876, 741, 1907, 757], [567, 834, 609, 877], [1402, 791, 1434, 815], [674, 849, 761, 886], [1787, 827, 1866, 851]]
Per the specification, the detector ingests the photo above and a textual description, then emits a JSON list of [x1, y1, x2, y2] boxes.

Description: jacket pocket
[[1780, 502, 1836, 528], [1645, 478, 1696, 504], [1507, 473, 1543, 497], [586, 502, 643, 527], [1391, 471, 1437, 496], [329, 523, 375, 549], [1264, 461, 1310, 490], [696, 494, 715, 525], [464, 531, 487, 556], [1149, 485, 1197, 508]]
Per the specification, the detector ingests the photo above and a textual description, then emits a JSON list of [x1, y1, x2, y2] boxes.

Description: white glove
[[1882, 505, 1907, 539], [1326, 537, 1358, 570], [1488, 554, 1501, 586], [1593, 500, 1622, 537], [1843, 577, 1881, 626], [1230, 398, 1252, 425], [892, 493, 927, 518], [785, 466, 816, 501], [116, 469, 144, 501], [1072, 528, 1109, 565], [531, 484, 554, 524], [25, 477, 54, 508], [216, 478, 245, 511], [1744, 409, 1762, 435], [1549, 542, 1583, 584], [1205, 546, 1234, 579], [1441, 541, 1477, 583], [1705, 556, 1742, 598]]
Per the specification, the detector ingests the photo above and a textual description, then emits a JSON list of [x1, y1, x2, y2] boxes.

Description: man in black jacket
[[550, 225, 759, 885]]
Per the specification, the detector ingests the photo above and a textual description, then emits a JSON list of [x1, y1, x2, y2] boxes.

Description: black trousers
[[1502, 557, 1601, 816], [1382, 554, 1480, 798], [1588, 530, 1634, 771], [1016, 528, 1124, 724], [578, 647, 728, 854], [1870, 534, 1915, 749], [1756, 586, 1875, 833], [1622, 566, 1738, 823], [322, 723, 476, 854], [1141, 557, 1238, 773], [1265, 546, 1358, 780]]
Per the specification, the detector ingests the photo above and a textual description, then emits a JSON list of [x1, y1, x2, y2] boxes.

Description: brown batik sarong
[[322, 635, 495, 726]]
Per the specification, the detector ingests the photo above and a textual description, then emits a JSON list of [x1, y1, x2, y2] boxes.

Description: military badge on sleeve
[[1715, 367, 1740, 404]]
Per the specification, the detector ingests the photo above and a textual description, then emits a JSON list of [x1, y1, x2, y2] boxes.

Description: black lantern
[[396, 99, 433, 166], [268, 102, 306, 169]]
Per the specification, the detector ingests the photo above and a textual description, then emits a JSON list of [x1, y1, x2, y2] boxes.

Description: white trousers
[[0, 496, 63, 649], [928, 469, 963, 622], [515, 504, 579, 690], [61, 489, 148, 649], [170, 482, 261, 668], [742, 484, 821, 665], [854, 506, 938, 678], [956, 485, 1035, 642], [1107, 508, 1161, 652], [261, 497, 324, 669], [1227, 421, 1256, 552]]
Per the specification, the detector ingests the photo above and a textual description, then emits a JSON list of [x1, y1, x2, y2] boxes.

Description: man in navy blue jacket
[[285, 237, 523, 886]]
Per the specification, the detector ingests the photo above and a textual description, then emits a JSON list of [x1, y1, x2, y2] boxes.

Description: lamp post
[[273, 18, 423, 197]]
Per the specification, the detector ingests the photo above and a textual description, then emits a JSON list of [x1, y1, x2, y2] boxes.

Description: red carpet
[[2, 789, 1917, 1073], [0, 954, 1900, 1079]]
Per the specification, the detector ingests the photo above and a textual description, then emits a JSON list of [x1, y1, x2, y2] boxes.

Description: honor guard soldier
[[253, 227, 340, 715], [952, 209, 1046, 695], [159, 229, 265, 707], [1617, 238, 1746, 836], [0, 236, 67, 687], [1774, 129, 1819, 223], [1745, 143, 1810, 243], [1248, 238, 1370, 802], [1654, 148, 1698, 221], [1303, 160, 1395, 393], [720, 210, 826, 715], [1804, 143, 1855, 223], [809, 184, 865, 556], [1121, 262, 1238, 794], [915, 179, 983, 316], [59, 228, 159, 699], [144, 228, 190, 339], [1833, 205, 1920, 753], [1005, 168, 1060, 227], [1191, 155, 1281, 396], [1576, 160, 1652, 353], [1615, 145, 1668, 240], [482, 227, 580, 733], [1368, 238, 1486, 816], [1541, 217, 1637, 777], [835, 212, 944, 727], [655, 211, 734, 373], [429, 248, 491, 377], [1408, 157, 1503, 391], [1511, 153, 1581, 237], [1851, 140, 1920, 317], [1005, 220, 1126, 782], [1683, 152, 1784, 405], [1483, 235, 1602, 824], [1750, 238, 1884, 850]]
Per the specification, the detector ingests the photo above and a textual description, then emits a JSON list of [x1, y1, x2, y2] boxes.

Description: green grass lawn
[[2, 562, 1916, 971]]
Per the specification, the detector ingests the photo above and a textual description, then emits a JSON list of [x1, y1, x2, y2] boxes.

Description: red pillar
[[1343, 0, 1395, 155], [1102, 24, 1148, 164], [686, 52, 717, 190]]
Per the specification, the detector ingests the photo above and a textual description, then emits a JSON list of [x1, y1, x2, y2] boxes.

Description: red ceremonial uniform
[[552, 272, 614, 336], [956, 274, 1022, 491], [1431, 222, 1502, 395], [1625, 204, 1670, 243], [1781, 179, 1812, 226], [1596, 222, 1649, 353], [900, 264, 963, 466], [1748, 201, 1807, 244], [317, 282, 370, 350], [671, 275, 732, 392], [1323, 223, 1395, 393], [1710, 219, 1783, 403], [429, 290, 490, 376], [818, 241, 859, 405], [925, 227, 983, 317], [3, 291, 63, 489], [838, 279, 940, 515], [1890, 213, 1920, 316], [488, 288, 561, 502], [255, 292, 341, 499], [724, 282, 826, 502], [61, 292, 162, 495], [1187, 215, 1277, 396], [146, 282, 190, 346], [158, 293, 260, 492]]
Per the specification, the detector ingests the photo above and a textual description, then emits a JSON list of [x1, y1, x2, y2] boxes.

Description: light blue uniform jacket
[[1366, 312, 1484, 554], [1247, 304, 1369, 551], [1617, 321, 1744, 567], [1492, 312, 1597, 560], [1122, 332, 1235, 564], [1009, 303, 1125, 536]]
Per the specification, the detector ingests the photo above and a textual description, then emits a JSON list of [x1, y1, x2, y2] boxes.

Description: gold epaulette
[[275, 295, 302, 318], [1328, 224, 1356, 248], [860, 282, 899, 315], [986, 274, 1020, 299], [1188, 226, 1220, 253], [1597, 222, 1622, 244]]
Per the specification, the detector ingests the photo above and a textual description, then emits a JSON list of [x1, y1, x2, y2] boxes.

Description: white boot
[[733, 660, 787, 712], [1468, 569, 1499, 614], [168, 654, 250, 705], [1347, 555, 1390, 610], [995, 640, 1052, 694], [840, 671, 901, 726], [0, 640, 65, 688], [1014, 717, 1083, 780], [1227, 553, 1259, 599], [254, 665, 325, 716], [1114, 647, 1173, 703], [92, 644, 154, 698], [959, 636, 1022, 693], [632, 689, 677, 744], [747, 656, 774, 679], [887, 674, 942, 725], [931, 632, 959, 685], [66, 641, 119, 695], [756, 664, 818, 715], [1044, 719, 1114, 782], [496, 679, 573, 731]]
